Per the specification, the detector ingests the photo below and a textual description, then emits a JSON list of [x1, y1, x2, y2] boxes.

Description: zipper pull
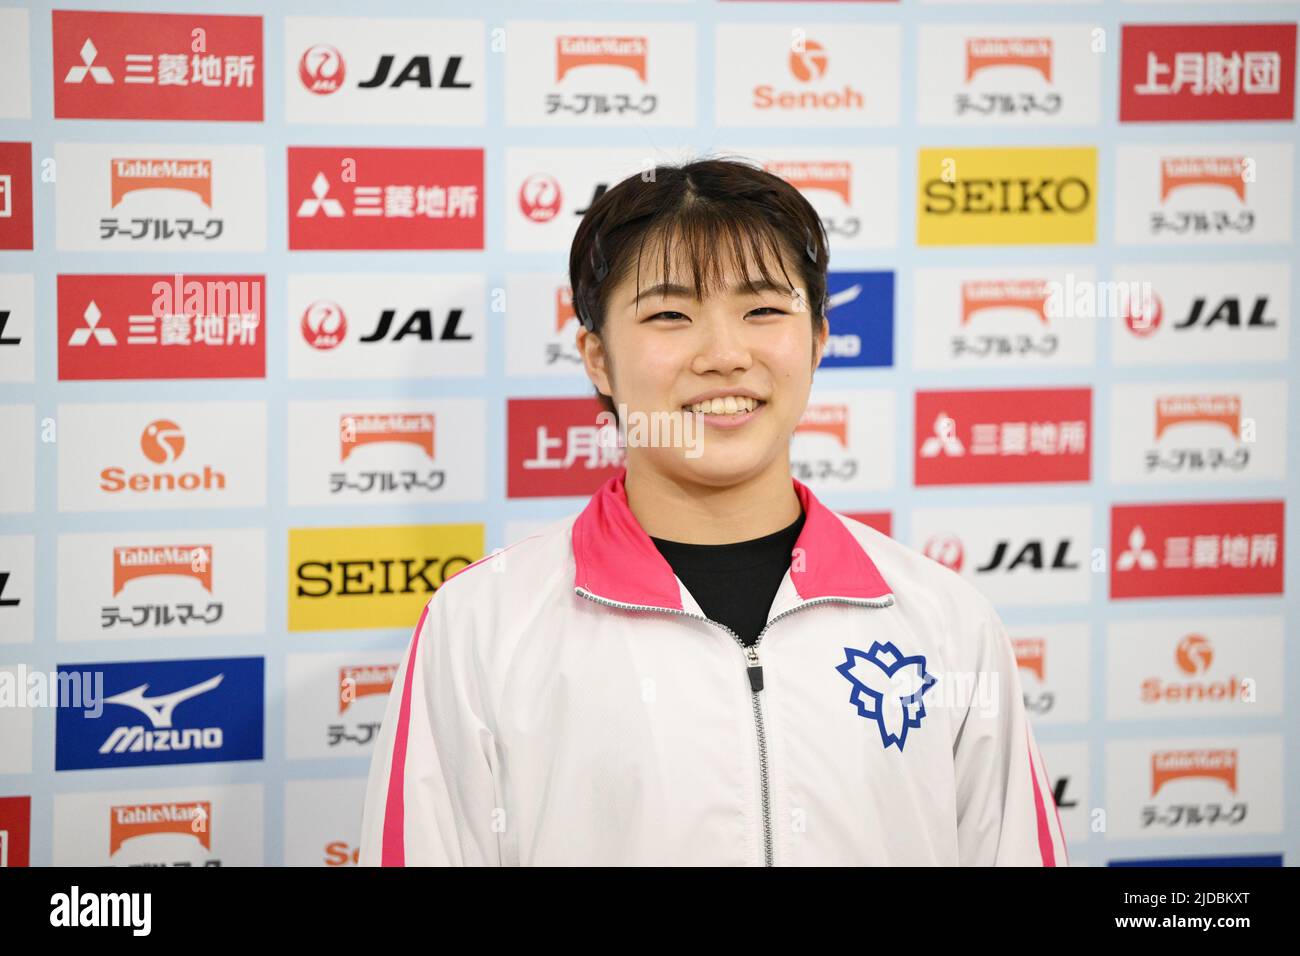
[[745, 645, 764, 693]]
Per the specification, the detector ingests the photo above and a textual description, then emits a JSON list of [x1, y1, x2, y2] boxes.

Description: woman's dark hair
[[568, 155, 829, 420]]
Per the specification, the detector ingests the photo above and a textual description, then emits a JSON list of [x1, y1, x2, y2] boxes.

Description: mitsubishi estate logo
[[297, 172, 346, 218], [836, 642, 937, 752], [64, 38, 114, 84], [66, 301, 117, 346]]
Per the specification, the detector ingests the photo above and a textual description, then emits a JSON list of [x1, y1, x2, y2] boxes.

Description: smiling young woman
[[358, 156, 1067, 868]]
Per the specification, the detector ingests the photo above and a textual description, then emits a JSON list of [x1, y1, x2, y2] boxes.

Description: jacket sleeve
[[952, 598, 1069, 866], [358, 590, 502, 866]]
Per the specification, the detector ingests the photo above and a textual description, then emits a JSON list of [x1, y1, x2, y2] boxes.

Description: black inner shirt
[[649, 508, 806, 646]]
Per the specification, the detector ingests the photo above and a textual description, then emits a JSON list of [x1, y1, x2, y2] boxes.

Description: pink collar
[[572, 468, 892, 610]]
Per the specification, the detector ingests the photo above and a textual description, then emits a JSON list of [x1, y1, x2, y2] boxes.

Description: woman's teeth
[[684, 396, 761, 415]]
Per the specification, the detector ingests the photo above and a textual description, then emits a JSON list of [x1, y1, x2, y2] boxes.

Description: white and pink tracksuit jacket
[[359, 468, 1068, 866]]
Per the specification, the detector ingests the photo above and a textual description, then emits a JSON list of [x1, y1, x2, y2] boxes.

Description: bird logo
[[836, 642, 937, 751]]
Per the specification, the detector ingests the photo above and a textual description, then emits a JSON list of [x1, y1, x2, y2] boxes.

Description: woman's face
[[579, 236, 828, 487]]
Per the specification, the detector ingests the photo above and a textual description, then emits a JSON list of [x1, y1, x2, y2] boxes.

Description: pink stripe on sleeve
[[381, 603, 431, 867], [1026, 729, 1058, 867]]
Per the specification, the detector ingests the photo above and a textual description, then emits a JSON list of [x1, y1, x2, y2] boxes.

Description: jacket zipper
[[575, 585, 895, 867]]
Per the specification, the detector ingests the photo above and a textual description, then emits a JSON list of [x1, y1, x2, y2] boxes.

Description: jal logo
[[1141, 295, 1275, 337], [360, 308, 472, 343], [835, 641, 937, 752], [301, 301, 347, 350], [299, 45, 470, 94], [54, 656, 264, 771], [299, 44, 345, 94], [100, 419, 226, 494], [976, 538, 1080, 575], [921, 534, 964, 572], [519, 174, 562, 223]]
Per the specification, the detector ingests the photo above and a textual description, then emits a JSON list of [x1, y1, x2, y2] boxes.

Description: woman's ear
[[577, 326, 613, 398]]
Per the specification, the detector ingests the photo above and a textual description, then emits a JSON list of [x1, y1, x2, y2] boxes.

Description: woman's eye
[[748, 307, 784, 317]]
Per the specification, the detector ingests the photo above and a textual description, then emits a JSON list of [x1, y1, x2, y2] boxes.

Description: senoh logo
[[1111, 500, 1284, 599], [0, 141, 33, 250], [100, 419, 225, 495], [914, 387, 1091, 485], [54, 657, 264, 771], [506, 397, 626, 498], [1142, 634, 1249, 707], [917, 147, 1097, 245], [1120, 23, 1296, 123], [58, 274, 265, 381], [780, 38, 842, 100], [288, 146, 484, 250], [287, 523, 483, 631], [113, 544, 213, 596], [53, 10, 263, 121]]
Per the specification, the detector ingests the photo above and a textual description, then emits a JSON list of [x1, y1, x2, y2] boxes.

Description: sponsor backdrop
[[0, 0, 1296, 867]]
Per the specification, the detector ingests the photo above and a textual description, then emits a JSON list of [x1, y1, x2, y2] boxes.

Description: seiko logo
[[923, 177, 1091, 214], [294, 556, 470, 597]]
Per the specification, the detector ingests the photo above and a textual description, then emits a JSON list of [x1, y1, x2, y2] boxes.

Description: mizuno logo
[[101, 674, 223, 728]]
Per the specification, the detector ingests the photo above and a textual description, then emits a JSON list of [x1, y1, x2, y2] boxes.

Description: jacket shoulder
[[432, 513, 577, 609], [833, 511, 999, 621]]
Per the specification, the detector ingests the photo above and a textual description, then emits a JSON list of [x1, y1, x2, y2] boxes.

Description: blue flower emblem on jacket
[[836, 642, 938, 752]]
